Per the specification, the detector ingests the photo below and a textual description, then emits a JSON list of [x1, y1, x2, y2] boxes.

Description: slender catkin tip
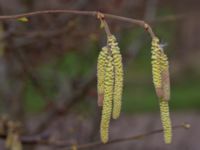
[[97, 47, 109, 106], [100, 55, 114, 143], [159, 100, 172, 144], [108, 35, 124, 119]]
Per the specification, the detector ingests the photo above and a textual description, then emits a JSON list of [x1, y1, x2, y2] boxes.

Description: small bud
[[17, 17, 28, 22]]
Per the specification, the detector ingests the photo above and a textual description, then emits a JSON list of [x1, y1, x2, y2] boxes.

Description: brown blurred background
[[0, 0, 200, 150]]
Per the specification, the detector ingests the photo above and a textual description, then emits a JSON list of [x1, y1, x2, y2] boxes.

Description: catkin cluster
[[151, 37, 172, 144], [97, 35, 123, 143]]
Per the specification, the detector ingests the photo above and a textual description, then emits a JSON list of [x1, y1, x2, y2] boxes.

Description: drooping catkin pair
[[151, 37, 172, 144], [97, 35, 123, 143]]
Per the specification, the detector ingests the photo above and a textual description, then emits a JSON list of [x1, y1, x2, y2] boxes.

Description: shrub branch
[[0, 9, 155, 38]]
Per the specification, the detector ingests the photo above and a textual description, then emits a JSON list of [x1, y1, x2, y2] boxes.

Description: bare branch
[[0, 9, 155, 38], [64, 123, 190, 150], [0, 122, 190, 149]]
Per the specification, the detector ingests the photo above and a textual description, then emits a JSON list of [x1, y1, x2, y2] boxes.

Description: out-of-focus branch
[[0, 122, 191, 148], [65, 123, 190, 150], [33, 72, 96, 133]]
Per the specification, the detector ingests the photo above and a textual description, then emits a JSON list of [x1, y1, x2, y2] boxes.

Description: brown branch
[[0, 9, 155, 38], [0, 123, 190, 148], [65, 123, 190, 150]]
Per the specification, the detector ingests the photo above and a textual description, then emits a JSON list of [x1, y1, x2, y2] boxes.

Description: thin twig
[[0, 123, 190, 148], [65, 123, 190, 150], [0, 9, 155, 38]]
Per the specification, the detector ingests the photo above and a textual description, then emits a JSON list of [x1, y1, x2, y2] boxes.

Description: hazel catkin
[[97, 46, 109, 106], [151, 37, 172, 144], [98, 34, 123, 143], [151, 37, 163, 98], [159, 100, 172, 144], [108, 35, 123, 119], [100, 55, 114, 143]]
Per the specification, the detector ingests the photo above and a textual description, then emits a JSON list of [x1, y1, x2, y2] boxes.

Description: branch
[[65, 123, 190, 150], [0, 123, 190, 149], [0, 9, 155, 38]]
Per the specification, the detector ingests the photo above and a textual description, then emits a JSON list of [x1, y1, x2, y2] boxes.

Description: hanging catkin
[[97, 46, 109, 106], [100, 55, 114, 143], [159, 100, 172, 144], [151, 37, 163, 98], [151, 37, 172, 144], [108, 35, 123, 119], [98, 34, 123, 143]]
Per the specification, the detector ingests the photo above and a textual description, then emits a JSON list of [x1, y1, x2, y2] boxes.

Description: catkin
[[151, 37, 163, 98], [159, 100, 172, 144], [108, 35, 123, 119], [100, 55, 114, 143], [98, 34, 123, 143], [151, 37, 172, 144], [97, 47, 109, 106]]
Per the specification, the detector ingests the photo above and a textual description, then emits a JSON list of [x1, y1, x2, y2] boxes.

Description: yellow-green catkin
[[100, 55, 114, 143], [151, 37, 172, 144], [159, 100, 172, 144], [151, 37, 163, 98], [108, 35, 123, 119], [97, 46, 109, 106]]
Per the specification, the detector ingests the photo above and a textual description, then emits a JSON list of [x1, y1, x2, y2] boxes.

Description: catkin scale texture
[[151, 37, 163, 98], [98, 35, 123, 143], [108, 35, 123, 119], [100, 55, 114, 143], [159, 100, 172, 144], [97, 47, 109, 106]]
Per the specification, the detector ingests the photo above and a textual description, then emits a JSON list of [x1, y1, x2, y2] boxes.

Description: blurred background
[[0, 0, 200, 150]]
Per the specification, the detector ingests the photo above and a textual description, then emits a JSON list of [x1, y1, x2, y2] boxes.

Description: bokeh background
[[0, 0, 200, 150]]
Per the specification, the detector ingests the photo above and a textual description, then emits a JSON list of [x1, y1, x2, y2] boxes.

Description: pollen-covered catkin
[[100, 55, 114, 143], [97, 47, 109, 106], [151, 37, 172, 144], [108, 35, 123, 119], [159, 100, 172, 144], [151, 37, 163, 98]]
